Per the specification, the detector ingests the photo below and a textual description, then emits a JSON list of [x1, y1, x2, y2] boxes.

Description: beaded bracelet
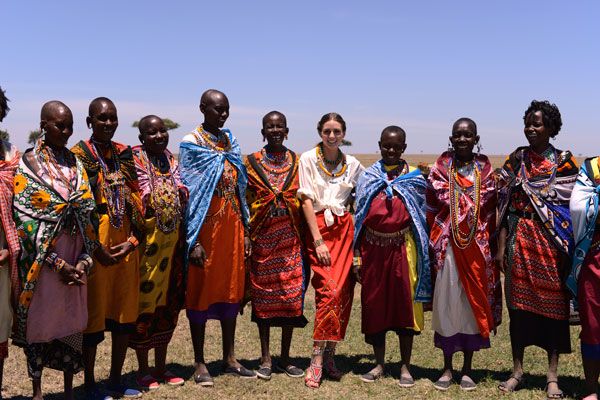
[[45, 251, 66, 272], [77, 253, 93, 274], [127, 236, 140, 248], [352, 256, 362, 267], [313, 238, 325, 248]]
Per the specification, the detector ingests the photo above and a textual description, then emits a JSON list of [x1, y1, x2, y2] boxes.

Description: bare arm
[[495, 226, 507, 273], [301, 195, 331, 266]]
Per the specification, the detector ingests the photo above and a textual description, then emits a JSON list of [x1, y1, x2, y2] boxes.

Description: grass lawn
[[2, 284, 585, 399]]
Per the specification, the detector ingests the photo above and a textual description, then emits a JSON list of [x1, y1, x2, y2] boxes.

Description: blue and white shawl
[[354, 160, 431, 302], [179, 128, 249, 258], [567, 157, 600, 297]]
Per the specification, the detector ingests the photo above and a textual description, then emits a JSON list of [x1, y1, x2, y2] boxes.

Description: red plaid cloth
[[0, 141, 21, 307]]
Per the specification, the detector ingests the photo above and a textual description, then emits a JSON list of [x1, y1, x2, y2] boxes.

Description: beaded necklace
[[260, 148, 292, 174], [194, 125, 231, 152], [316, 143, 347, 178], [383, 160, 408, 177], [449, 158, 481, 249], [34, 140, 77, 191], [90, 139, 126, 228], [140, 149, 182, 233]]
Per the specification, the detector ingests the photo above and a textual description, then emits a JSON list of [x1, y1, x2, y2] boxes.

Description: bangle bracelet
[[353, 256, 362, 267], [313, 238, 325, 247], [127, 236, 139, 248]]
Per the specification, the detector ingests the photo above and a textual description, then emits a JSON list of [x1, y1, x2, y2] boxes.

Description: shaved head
[[88, 96, 115, 117], [452, 117, 477, 134], [0, 86, 9, 122], [41, 100, 72, 121], [200, 89, 227, 108], [380, 125, 406, 142], [138, 114, 162, 133], [262, 110, 286, 127]]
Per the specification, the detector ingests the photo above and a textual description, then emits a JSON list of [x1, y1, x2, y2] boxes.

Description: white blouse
[[297, 147, 363, 226]]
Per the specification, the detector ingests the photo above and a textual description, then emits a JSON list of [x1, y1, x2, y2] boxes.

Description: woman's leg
[[399, 334, 414, 378], [462, 350, 473, 376], [305, 341, 325, 387], [154, 344, 168, 376], [221, 317, 240, 367], [280, 326, 293, 366], [135, 348, 151, 377], [323, 341, 343, 380], [108, 332, 130, 387], [32, 375, 42, 400], [546, 350, 563, 398], [582, 356, 600, 399], [189, 321, 209, 376], [64, 371, 74, 400], [258, 323, 271, 367]]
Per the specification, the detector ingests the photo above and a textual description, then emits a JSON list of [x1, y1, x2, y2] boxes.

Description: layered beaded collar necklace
[[520, 146, 558, 198], [449, 157, 481, 249], [89, 138, 126, 228], [194, 125, 231, 152], [34, 140, 77, 191], [260, 147, 292, 175], [316, 143, 347, 178]]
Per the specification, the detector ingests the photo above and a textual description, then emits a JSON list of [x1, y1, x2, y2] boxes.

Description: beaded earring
[[447, 140, 453, 152]]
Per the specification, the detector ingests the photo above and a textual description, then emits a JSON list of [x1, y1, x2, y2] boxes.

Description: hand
[[244, 236, 252, 258], [190, 243, 207, 267], [0, 249, 9, 267], [178, 187, 189, 205], [494, 253, 505, 273], [316, 243, 331, 266], [59, 261, 85, 286], [93, 245, 118, 266], [110, 241, 135, 261], [352, 265, 361, 284]]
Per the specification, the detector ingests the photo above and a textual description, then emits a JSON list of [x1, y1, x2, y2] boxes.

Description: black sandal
[[498, 374, 524, 393]]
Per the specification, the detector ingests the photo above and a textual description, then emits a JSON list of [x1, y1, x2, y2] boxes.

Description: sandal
[[545, 380, 565, 399], [305, 362, 322, 388], [498, 374, 524, 393]]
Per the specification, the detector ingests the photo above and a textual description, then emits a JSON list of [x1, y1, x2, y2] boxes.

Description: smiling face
[[261, 113, 288, 148], [524, 110, 551, 152], [87, 99, 118, 142], [42, 105, 74, 149], [139, 116, 168, 156], [450, 120, 478, 161], [319, 119, 345, 152], [200, 92, 229, 130], [379, 130, 406, 166]]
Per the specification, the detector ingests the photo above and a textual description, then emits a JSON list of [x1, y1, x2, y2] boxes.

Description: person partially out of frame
[[13, 101, 98, 400], [568, 156, 600, 400], [72, 97, 145, 399], [180, 89, 255, 386], [497, 100, 577, 399], [245, 111, 308, 380], [297, 112, 363, 388], [0, 86, 20, 400], [353, 126, 431, 387], [129, 115, 187, 390], [426, 118, 501, 391]]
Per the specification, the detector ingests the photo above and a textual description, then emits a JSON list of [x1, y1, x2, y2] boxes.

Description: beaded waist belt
[[364, 226, 410, 247]]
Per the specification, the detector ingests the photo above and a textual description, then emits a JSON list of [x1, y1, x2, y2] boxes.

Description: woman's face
[[379, 132, 406, 166], [524, 110, 551, 151], [141, 118, 169, 156], [88, 100, 118, 142], [319, 120, 345, 152], [42, 107, 73, 149], [450, 121, 478, 160], [262, 114, 288, 147]]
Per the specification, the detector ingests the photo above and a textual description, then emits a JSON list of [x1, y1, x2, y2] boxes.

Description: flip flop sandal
[[498, 374, 525, 393], [545, 380, 565, 399]]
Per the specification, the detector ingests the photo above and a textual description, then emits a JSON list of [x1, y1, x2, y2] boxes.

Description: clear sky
[[1, 0, 599, 156]]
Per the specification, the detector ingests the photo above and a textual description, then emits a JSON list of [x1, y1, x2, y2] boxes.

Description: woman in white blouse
[[298, 113, 363, 388]]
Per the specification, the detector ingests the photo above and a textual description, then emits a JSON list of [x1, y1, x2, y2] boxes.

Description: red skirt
[[306, 212, 355, 341]]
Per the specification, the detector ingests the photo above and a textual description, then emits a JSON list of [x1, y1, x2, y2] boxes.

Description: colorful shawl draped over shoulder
[[497, 146, 577, 255], [0, 141, 21, 306], [131, 146, 186, 213], [179, 128, 249, 257], [567, 157, 600, 297], [245, 150, 302, 240], [354, 161, 431, 302], [71, 140, 144, 233], [426, 152, 500, 323], [12, 153, 98, 344]]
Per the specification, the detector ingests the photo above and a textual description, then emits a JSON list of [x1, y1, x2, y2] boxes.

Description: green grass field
[[1, 285, 586, 399]]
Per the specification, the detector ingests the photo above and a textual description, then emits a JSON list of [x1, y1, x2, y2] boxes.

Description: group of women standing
[[0, 86, 599, 400]]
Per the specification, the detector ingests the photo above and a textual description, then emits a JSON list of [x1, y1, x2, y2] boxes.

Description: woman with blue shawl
[[180, 89, 254, 386], [353, 126, 430, 387], [569, 157, 600, 400]]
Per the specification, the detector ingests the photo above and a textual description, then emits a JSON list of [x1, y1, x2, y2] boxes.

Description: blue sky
[[1, 1, 599, 156]]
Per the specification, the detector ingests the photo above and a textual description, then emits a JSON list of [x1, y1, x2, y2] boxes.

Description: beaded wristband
[[127, 236, 140, 248], [313, 238, 325, 248], [352, 256, 362, 267]]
